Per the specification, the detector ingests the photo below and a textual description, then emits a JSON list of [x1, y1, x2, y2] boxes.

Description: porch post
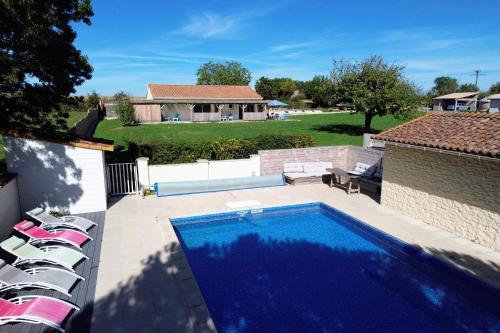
[[241, 104, 247, 120], [217, 104, 224, 121], [189, 104, 195, 121], [454, 99, 458, 111]]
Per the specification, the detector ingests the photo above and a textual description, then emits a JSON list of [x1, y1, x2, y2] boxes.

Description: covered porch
[[160, 102, 268, 122]]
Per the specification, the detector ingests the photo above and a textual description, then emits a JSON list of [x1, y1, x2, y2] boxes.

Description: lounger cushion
[[17, 221, 35, 231], [1, 237, 26, 251], [28, 208, 44, 215], [283, 163, 303, 173], [0, 260, 7, 269]]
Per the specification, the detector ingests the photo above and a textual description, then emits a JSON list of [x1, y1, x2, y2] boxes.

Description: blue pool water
[[172, 202, 500, 333]]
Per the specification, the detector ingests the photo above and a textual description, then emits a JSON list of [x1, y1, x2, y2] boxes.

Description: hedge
[[128, 134, 314, 164]]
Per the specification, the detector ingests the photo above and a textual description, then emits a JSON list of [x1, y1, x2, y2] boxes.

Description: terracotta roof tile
[[374, 112, 500, 157], [147, 84, 263, 100]]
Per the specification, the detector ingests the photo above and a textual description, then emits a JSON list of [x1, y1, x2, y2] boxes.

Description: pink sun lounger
[[14, 221, 91, 249], [0, 295, 78, 332]]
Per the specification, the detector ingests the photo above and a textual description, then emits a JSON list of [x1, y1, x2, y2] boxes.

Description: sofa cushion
[[283, 163, 303, 173], [302, 162, 332, 174], [352, 162, 376, 176]]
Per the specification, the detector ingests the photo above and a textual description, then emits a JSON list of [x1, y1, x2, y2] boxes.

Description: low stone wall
[[381, 145, 500, 250], [258, 146, 383, 175], [346, 146, 383, 170], [0, 176, 21, 240], [74, 108, 100, 138], [258, 146, 348, 175]]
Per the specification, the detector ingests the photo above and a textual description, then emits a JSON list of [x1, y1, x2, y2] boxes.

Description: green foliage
[[0, 0, 93, 131], [255, 77, 296, 100], [113, 91, 129, 102], [431, 76, 458, 96], [129, 134, 314, 164], [85, 91, 100, 110], [196, 61, 252, 85], [488, 82, 500, 94], [301, 75, 335, 107], [116, 100, 135, 126], [332, 55, 422, 131], [457, 83, 479, 92]]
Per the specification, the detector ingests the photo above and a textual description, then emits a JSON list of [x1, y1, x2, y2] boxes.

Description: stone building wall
[[381, 145, 500, 250]]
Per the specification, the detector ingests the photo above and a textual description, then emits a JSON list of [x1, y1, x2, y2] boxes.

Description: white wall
[[0, 177, 21, 240], [3, 136, 108, 214], [142, 155, 261, 185]]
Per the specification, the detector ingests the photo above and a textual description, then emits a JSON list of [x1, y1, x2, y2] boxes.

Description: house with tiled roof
[[131, 84, 267, 123], [432, 92, 479, 111], [486, 93, 500, 112], [374, 112, 500, 250]]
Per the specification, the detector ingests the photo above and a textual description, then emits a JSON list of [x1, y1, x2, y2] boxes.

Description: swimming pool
[[171, 202, 500, 333]]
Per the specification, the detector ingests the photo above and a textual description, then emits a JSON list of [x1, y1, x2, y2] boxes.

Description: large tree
[[488, 82, 500, 94], [196, 61, 251, 85], [332, 56, 421, 132], [431, 76, 458, 96], [0, 0, 94, 131], [254, 76, 296, 100], [458, 83, 479, 92], [302, 75, 335, 107]]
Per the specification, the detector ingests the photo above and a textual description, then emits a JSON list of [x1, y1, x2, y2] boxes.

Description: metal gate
[[106, 162, 139, 196]]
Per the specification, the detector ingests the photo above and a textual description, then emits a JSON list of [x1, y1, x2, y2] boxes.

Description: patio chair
[[173, 113, 180, 122], [26, 208, 96, 233], [228, 114, 234, 121], [0, 295, 78, 332], [14, 221, 91, 250], [0, 259, 83, 297], [0, 236, 88, 272], [221, 115, 228, 122]]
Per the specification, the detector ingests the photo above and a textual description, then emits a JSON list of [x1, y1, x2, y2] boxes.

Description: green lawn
[[95, 113, 419, 161]]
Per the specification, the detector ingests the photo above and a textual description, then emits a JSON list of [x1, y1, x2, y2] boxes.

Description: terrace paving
[[92, 184, 500, 333]]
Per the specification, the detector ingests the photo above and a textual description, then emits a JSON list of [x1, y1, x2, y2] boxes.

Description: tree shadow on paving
[[71, 234, 499, 333], [312, 123, 381, 136]]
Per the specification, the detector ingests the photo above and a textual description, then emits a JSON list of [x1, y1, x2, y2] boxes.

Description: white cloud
[[270, 42, 318, 53], [181, 13, 236, 38]]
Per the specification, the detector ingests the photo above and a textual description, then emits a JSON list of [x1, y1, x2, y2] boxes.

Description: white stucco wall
[[3, 136, 108, 214], [143, 156, 261, 185], [381, 145, 500, 250], [0, 177, 21, 240]]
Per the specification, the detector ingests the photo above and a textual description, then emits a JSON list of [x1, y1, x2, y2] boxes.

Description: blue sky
[[74, 0, 500, 96]]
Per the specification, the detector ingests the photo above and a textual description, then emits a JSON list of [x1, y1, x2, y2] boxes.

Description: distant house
[[131, 84, 267, 123], [487, 94, 500, 112], [375, 112, 500, 251], [432, 92, 479, 111]]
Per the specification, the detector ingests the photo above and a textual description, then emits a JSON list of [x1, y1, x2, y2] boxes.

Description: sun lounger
[[14, 221, 91, 249], [0, 295, 78, 332], [0, 259, 83, 296], [0, 236, 88, 272], [27, 208, 96, 233]]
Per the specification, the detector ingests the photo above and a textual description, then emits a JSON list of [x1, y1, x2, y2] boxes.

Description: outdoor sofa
[[348, 162, 383, 193], [283, 162, 332, 185]]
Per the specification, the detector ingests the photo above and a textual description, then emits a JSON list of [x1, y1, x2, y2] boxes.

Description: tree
[[458, 83, 479, 92], [431, 76, 458, 96], [488, 82, 500, 94], [0, 0, 94, 131], [255, 77, 275, 99], [332, 56, 422, 132], [116, 99, 135, 126], [196, 61, 252, 85], [302, 75, 335, 107], [85, 91, 100, 110]]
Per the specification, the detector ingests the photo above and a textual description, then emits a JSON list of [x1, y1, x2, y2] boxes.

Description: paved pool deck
[[92, 184, 500, 333]]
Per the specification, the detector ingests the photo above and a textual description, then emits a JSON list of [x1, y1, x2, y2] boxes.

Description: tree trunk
[[364, 112, 373, 132]]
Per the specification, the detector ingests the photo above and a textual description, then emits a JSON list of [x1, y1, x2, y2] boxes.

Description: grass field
[[94, 112, 418, 161]]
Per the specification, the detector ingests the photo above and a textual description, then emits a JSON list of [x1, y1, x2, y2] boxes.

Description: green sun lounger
[[0, 237, 88, 272], [26, 208, 97, 233]]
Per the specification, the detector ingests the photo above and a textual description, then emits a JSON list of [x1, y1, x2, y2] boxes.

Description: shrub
[[116, 100, 135, 126], [128, 134, 314, 164]]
